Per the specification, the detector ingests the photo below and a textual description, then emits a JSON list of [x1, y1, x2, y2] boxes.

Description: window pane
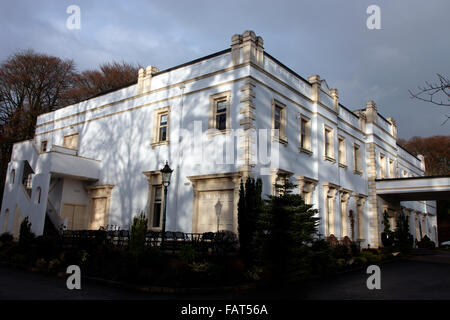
[[159, 127, 167, 141], [154, 187, 162, 201], [216, 113, 226, 130], [160, 114, 168, 125], [275, 107, 281, 121], [216, 100, 227, 113], [152, 203, 161, 228]]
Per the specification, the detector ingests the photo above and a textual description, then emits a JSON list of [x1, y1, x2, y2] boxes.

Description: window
[[353, 143, 362, 174], [35, 187, 42, 204], [338, 136, 346, 166], [299, 115, 311, 153], [151, 106, 171, 147], [379, 153, 386, 179], [209, 92, 231, 134], [25, 173, 33, 190], [274, 106, 282, 130], [40, 140, 48, 153], [271, 99, 287, 144], [158, 113, 168, 142], [151, 186, 163, 228], [388, 158, 395, 178], [215, 100, 227, 131], [324, 126, 334, 160], [63, 133, 79, 150], [10, 169, 15, 185]]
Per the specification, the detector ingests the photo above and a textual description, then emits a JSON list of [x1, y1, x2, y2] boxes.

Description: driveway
[[0, 251, 449, 300]]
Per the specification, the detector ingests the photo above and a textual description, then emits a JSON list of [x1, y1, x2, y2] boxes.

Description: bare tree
[[409, 73, 450, 124], [0, 49, 76, 140], [65, 61, 140, 104]]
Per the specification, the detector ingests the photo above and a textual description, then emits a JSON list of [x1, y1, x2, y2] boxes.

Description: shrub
[[254, 180, 320, 285], [394, 213, 413, 252], [354, 256, 368, 265], [48, 258, 61, 272], [179, 244, 196, 263], [418, 235, 436, 249], [310, 239, 339, 276], [35, 258, 47, 270], [19, 217, 35, 247], [129, 211, 148, 259], [0, 232, 14, 244], [238, 177, 263, 266]]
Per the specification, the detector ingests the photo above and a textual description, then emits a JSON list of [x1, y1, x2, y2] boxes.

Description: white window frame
[[323, 125, 335, 162], [298, 114, 312, 154], [151, 106, 171, 147]]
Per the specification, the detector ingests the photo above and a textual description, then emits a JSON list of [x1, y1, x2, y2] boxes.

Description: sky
[[0, 0, 449, 139]]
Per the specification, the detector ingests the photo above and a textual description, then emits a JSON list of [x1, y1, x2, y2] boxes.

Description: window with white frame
[[151, 186, 163, 229], [324, 126, 334, 160], [158, 113, 168, 142], [40, 140, 48, 153], [209, 91, 231, 133], [338, 136, 346, 166], [63, 133, 79, 150], [299, 115, 311, 153], [379, 153, 386, 179], [353, 143, 362, 174], [151, 106, 171, 147], [271, 99, 287, 144], [388, 158, 395, 178]]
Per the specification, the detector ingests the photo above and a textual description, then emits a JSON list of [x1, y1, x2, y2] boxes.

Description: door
[[197, 190, 234, 233], [62, 204, 87, 230]]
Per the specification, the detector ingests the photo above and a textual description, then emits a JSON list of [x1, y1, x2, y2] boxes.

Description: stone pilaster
[[365, 100, 377, 124], [366, 142, 380, 247], [355, 110, 367, 132], [387, 117, 397, 138], [231, 30, 264, 67], [137, 65, 159, 95], [339, 188, 352, 238], [308, 75, 321, 104], [330, 88, 339, 113], [238, 79, 257, 179]]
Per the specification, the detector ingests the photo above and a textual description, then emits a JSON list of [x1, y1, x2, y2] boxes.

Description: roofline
[[375, 174, 450, 182], [396, 143, 421, 162], [263, 51, 312, 86], [153, 48, 231, 76], [55, 48, 232, 110]]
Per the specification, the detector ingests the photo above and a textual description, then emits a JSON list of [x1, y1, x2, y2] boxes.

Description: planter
[[381, 232, 394, 247]]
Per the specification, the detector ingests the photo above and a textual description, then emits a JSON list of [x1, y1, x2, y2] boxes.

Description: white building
[[1, 30, 446, 248]]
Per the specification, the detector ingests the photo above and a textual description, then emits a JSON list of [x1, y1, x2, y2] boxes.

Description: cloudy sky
[[0, 0, 449, 139]]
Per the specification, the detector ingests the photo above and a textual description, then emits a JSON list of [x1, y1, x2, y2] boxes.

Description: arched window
[[35, 187, 42, 204], [10, 169, 15, 184]]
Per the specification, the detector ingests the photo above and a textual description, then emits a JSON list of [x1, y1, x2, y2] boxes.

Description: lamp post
[[160, 161, 173, 247], [215, 200, 222, 232]]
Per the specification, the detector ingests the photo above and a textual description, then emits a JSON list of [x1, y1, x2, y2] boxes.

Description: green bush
[[129, 211, 148, 259], [354, 256, 368, 265], [0, 232, 14, 244], [179, 244, 196, 263], [19, 217, 35, 247], [310, 239, 339, 276]]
